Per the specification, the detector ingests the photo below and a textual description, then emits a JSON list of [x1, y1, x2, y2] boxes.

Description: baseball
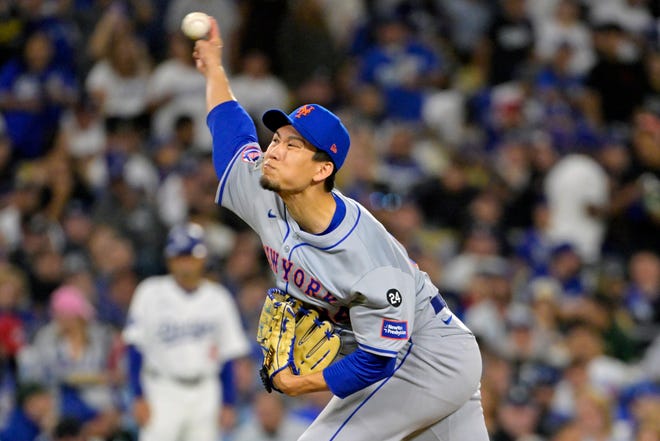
[[181, 12, 210, 40]]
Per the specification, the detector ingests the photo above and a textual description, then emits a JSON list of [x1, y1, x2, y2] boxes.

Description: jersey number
[[387, 289, 402, 307]]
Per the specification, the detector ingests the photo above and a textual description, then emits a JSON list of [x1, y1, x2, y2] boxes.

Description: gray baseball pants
[[298, 303, 489, 441]]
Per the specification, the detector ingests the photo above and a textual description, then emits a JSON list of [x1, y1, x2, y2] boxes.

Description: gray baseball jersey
[[211, 102, 488, 440]]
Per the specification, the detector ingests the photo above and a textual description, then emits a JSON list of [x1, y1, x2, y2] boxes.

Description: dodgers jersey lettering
[[123, 275, 249, 378], [210, 102, 444, 358]]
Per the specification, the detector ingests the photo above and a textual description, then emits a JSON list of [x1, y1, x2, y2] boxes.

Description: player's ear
[[312, 161, 334, 184]]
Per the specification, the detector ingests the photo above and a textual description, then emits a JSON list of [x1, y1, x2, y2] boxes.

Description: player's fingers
[[193, 38, 220, 61], [207, 17, 223, 47], [191, 48, 204, 71], [194, 57, 204, 72]]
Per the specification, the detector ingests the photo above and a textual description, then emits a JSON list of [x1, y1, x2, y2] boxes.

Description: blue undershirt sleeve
[[323, 348, 396, 399], [219, 360, 237, 406], [207, 101, 259, 179], [127, 345, 144, 398]]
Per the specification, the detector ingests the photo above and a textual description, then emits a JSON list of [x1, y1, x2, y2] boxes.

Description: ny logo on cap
[[295, 105, 315, 118]]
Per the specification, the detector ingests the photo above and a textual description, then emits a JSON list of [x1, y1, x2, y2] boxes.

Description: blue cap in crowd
[[164, 223, 208, 258], [550, 241, 577, 258], [262, 104, 351, 170]]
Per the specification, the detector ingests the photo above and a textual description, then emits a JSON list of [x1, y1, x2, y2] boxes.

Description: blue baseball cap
[[262, 104, 351, 170], [164, 223, 207, 258]]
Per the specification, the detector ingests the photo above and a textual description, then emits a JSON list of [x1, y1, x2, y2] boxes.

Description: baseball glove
[[257, 288, 341, 392]]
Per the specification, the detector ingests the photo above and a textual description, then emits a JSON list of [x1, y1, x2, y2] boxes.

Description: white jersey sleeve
[[122, 280, 151, 349]]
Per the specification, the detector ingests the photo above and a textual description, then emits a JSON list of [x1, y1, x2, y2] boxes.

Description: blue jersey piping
[[329, 340, 414, 440], [215, 146, 248, 205], [358, 342, 399, 357], [284, 205, 361, 293]]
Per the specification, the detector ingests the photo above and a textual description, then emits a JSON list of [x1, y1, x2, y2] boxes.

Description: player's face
[[167, 255, 206, 290], [260, 126, 322, 193]]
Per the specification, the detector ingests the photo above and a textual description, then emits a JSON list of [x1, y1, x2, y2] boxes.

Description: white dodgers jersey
[[123, 275, 250, 378]]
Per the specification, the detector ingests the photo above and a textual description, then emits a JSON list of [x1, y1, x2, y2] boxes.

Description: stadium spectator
[[357, 11, 445, 121], [147, 33, 210, 151], [0, 382, 55, 441], [19, 285, 121, 439], [535, 0, 595, 76], [0, 31, 77, 160], [231, 391, 308, 441], [230, 50, 290, 143], [486, 0, 535, 85], [623, 251, 660, 345], [585, 22, 649, 124], [0, 265, 28, 375], [276, 0, 340, 93], [85, 30, 152, 135], [491, 384, 543, 441], [544, 153, 610, 264]]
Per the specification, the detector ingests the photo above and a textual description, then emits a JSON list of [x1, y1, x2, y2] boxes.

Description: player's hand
[[271, 369, 295, 395], [192, 17, 223, 77], [219, 406, 237, 431], [273, 369, 330, 397], [133, 397, 150, 426]]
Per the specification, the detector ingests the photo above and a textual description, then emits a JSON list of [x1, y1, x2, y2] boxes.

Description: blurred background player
[[122, 222, 250, 441]]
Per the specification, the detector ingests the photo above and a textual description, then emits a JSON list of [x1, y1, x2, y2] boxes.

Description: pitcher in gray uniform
[[192, 17, 489, 441]]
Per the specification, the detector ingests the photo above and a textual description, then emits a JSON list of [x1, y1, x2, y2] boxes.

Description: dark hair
[[174, 114, 194, 130], [16, 382, 47, 407], [312, 149, 336, 192], [54, 417, 83, 438]]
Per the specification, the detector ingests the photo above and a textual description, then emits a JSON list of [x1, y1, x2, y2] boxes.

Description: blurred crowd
[[0, 0, 659, 440]]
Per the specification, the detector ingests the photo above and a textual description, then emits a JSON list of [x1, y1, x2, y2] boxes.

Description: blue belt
[[430, 294, 448, 314]]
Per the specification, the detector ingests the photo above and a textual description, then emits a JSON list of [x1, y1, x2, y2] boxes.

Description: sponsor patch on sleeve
[[241, 145, 262, 163], [381, 319, 408, 340]]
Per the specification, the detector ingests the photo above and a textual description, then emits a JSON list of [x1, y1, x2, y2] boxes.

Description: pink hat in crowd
[[50, 285, 95, 321]]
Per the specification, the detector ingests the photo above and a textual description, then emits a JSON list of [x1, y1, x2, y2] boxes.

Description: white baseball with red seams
[[181, 12, 210, 40]]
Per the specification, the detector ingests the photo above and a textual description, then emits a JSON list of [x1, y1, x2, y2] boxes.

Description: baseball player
[[194, 18, 490, 441], [122, 222, 250, 441]]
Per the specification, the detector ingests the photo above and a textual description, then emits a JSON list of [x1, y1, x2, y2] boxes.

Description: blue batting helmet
[[164, 222, 208, 258]]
